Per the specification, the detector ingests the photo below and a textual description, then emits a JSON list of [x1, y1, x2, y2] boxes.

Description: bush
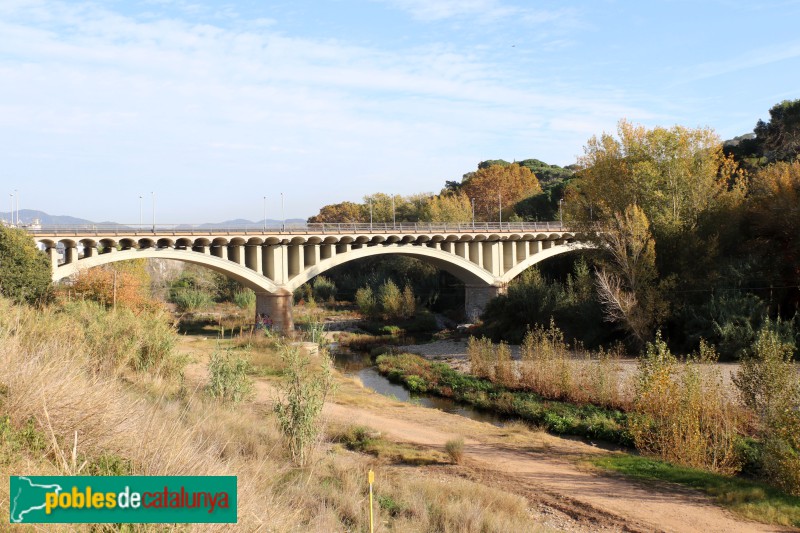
[[59, 300, 181, 377], [170, 287, 213, 312], [312, 276, 337, 302], [380, 280, 403, 320], [233, 288, 255, 309], [734, 327, 800, 494], [445, 437, 465, 464], [274, 344, 334, 466], [355, 286, 377, 318], [630, 334, 743, 474], [0, 225, 52, 305], [207, 350, 254, 404]]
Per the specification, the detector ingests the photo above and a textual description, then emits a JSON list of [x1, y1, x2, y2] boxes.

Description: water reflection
[[333, 349, 507, 426]]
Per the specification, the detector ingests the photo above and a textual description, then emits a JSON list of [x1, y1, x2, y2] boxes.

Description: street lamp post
[[151, 192, 155, 232], [263, 196, 267, 231], [498, 192, 502, 226], [281, 192, 285, 231], [559, 198, 564, 228], [471, 197, 475, 230], [9, 193, 13, 225], [14, 189, 18, 225], [139, 196, 143, 228], [391, 195, 396, 228], [369, 198, 373, 231]]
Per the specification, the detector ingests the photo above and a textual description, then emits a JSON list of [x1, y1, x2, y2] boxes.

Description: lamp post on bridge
[[14, 189, 18, 225], [151, 192, 155, 233], [470, 197, 476, 230], [369, 198, 373, 231], [559, 198, 564, 228], [139, 196, 143, 228], [263, 196, 267, 232], [498, 192, 502, 226], [391, 195, 396, 229], [8, 192, 13, 226], [281, 192, 285, 232]]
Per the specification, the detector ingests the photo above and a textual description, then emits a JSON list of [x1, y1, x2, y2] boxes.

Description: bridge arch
[[499, 242, 594, 284], [51, 247, 280, 294], [283, 244, 497, 292]]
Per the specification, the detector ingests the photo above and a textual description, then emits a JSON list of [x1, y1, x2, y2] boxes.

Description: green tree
[[571, 120, 744, 233], [307, 201, 367, 223], [754, 99, 800, 163], [0, 225, 52, 305]]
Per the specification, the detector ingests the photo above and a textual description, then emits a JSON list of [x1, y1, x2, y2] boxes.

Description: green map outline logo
[[9, 476, 237, 524]]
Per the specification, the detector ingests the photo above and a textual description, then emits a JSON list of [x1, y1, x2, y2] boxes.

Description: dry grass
[[0, 298, 548, 532]]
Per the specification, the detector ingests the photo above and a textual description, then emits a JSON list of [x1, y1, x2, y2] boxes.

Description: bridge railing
[[27, 221, 572, 236]]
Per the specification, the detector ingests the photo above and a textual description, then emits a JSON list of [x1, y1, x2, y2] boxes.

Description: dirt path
[[320, 398, 783, 533], [180, 337, 791, 533]]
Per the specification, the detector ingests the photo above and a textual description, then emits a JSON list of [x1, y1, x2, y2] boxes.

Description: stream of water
[[332, 347, 509, 426]]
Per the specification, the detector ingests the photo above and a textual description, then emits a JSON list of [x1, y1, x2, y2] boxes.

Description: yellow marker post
[[368, 469, 375, 533]]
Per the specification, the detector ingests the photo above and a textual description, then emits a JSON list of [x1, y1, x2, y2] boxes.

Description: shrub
[[233, 288, 255, 309], [735, 327, 800, 495], [445, 437, 465, 464], [312, 276, 337, 302], [170, 287, 213, 312], [274, 344, 334, 466], [494, 341, 515, 387], [630, 334, 743, 474], [467, 336, 494, 380], [0, 225, 52, 305], [380, 280, 403, 320], [401, 284, 416, 317], [59, 300, 181, 377], [355, 286, 377, 318], [207, 350, 254, 404]]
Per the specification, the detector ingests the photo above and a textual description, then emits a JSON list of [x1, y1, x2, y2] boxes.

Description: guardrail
[[27, 221, 572, 236]]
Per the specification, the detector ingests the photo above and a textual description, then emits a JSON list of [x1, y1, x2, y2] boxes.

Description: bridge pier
[[464, 284, 506, 322], [256, 290, 294, 335]]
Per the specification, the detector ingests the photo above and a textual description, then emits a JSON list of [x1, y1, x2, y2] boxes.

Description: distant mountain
[[194, 218, 307, 228], [0, 209, 94, 226], [1, 210, 307, 228]]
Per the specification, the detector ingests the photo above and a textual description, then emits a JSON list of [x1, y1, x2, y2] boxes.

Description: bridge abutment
[[464, 284, 506, 322], [256, 290, 294, 334]]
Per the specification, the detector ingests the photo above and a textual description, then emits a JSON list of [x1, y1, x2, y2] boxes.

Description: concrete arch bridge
[[31, 222, 592, 331]]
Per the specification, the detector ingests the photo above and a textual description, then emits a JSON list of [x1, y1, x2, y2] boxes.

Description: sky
[[1, 0, 799, 223]]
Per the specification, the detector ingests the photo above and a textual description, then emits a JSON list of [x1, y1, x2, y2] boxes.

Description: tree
[[0, 225, 52, 305], [307, 201, 366, 223], [571, 120, 743, 234], [594, 204, 666, 347], [754, 99, 800, 163], [460, 163, 541, 222], [747, 160, 800, 312], [420, 192, 472, 223]]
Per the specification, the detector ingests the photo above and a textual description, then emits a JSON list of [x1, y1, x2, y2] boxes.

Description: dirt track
[[320, 387, 786, 533], [180, 337, 792, 533]]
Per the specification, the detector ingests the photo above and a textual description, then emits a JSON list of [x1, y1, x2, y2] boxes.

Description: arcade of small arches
[[34, 228, 591, 331]]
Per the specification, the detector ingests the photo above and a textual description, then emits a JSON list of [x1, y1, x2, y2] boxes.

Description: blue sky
[[1, 0, 798, 222]]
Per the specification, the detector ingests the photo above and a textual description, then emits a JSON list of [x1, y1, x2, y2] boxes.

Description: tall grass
[[1, 297, 547, 531], [232, 288, 255, 309], [630, 335, 744, 474]]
